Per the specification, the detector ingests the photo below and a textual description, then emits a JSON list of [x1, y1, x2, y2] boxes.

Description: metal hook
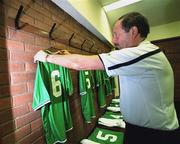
[[68, 32, 75, 46], [15, 5, 24, 29], [89, 41, 94, 51], [49, 23, 56, 40], [81, 40, 87, 50]]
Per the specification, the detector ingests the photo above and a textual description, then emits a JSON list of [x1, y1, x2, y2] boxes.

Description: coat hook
[[15, 5, 24, 30], [49, 23, 56, 40], [81, 40, 87, 50], [89, 41, 94, 51], [69, 32, 75, 46]]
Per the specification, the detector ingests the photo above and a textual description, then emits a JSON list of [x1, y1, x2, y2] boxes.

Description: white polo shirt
[[99, 41, 179, 130]]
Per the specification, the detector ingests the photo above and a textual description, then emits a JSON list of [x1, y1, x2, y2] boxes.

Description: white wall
[[148, 20, 180, 41]]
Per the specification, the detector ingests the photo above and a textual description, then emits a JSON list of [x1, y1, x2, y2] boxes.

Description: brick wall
[[0, 0, 112, 144]]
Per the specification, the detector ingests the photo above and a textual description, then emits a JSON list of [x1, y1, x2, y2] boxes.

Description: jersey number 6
[[51, 70, 62, 97]]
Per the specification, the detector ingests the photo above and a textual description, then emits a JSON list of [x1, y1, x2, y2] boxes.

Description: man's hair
[[118, 12, 150, 38]]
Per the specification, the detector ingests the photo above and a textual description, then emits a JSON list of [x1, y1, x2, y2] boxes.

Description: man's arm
[[34, 50, 104, 70]]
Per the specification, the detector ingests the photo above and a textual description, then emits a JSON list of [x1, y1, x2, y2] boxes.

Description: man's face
[[112, 20, 131, 49]]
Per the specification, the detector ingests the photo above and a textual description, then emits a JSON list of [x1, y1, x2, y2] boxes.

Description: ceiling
[[52, 0, 180, 46], [98, 0, 180, 28]]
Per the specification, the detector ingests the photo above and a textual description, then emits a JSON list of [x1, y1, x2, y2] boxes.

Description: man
[[34, 12, 179, 144]]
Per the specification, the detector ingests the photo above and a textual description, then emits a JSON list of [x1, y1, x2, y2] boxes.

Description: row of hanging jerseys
[[32, 48, 124, 144]]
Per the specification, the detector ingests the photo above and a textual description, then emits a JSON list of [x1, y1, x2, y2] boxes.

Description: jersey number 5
[[96, 130, 117, 142]]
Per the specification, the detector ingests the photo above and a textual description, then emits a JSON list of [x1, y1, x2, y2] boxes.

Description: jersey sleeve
[[32, 62, 50, 111], [95, 70, 101, 87], [64, 68, 73, 96], [89, 71, 95, 89], [79, 70, 87, 96]]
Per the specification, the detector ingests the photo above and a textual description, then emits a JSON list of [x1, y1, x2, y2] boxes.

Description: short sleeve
[[32, 62, 50, 110], [99, 48, 149, 77]]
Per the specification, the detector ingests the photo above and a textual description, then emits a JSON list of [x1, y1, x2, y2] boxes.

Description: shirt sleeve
[[99, 48, 148, 77], [32, 62, 50, 110]]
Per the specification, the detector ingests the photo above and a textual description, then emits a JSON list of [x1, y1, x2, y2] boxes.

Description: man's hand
[[34, 50, 49, 63]]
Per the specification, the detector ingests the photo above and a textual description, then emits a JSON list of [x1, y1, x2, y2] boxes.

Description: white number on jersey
[[96, 130, 117, 142], [51, 70, 62, 97], [85, 71, 91, 89]]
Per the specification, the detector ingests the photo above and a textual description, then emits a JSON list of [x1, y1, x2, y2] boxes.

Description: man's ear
[[130, 26, 139, 39]]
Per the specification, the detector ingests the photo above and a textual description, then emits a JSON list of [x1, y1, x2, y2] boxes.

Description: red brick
[[6, 39, 24, 51], [0, 25, 6, 37], [0, 120, 15, 137], [35, 36, 50, 48], [10, 83, 27, 96], [1, 124, 31, 144], [24, 43, 35, 52], [12, 104, 29, 118], [0, 85, 10, 97], [0, 48, 8, 60], [0, 61, 8, 72], [31, 135, 45, 144], [0, 37, 6, 48], [0, 4, 6, 26], [0, 73, 9, 85], [0, 97, 12, 111], [27, 102, 34, 112], [18, 127, 44, 144], [0, 104, 30, 126], [0, 109, 13, 125], [27, 81, 34, 93], [11, 72, 35, 84], [8, 62, 25, 72], [10, 51, 34, 62], [12, 93, 33, 107], [8, 28, 35, 44], [35, 45, 47, 51], [31, 118, 42, 131], [25, 62, 37, 72], [15, 111, 41, 129]]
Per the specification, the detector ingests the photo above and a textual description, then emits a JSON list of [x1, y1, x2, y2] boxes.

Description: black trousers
[[123, 122, 180, 144]]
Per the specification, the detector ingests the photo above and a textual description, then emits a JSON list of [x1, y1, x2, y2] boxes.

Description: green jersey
[[102, 111, 123, 119], [81, 127, 124, 144], [79, 70, 96, 123], [110, 103, 120, 108], [111, 98, 120, 104], [32, 61, 73, 144], [103, 71, 113, 96], [95, 70, 106, 108]]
